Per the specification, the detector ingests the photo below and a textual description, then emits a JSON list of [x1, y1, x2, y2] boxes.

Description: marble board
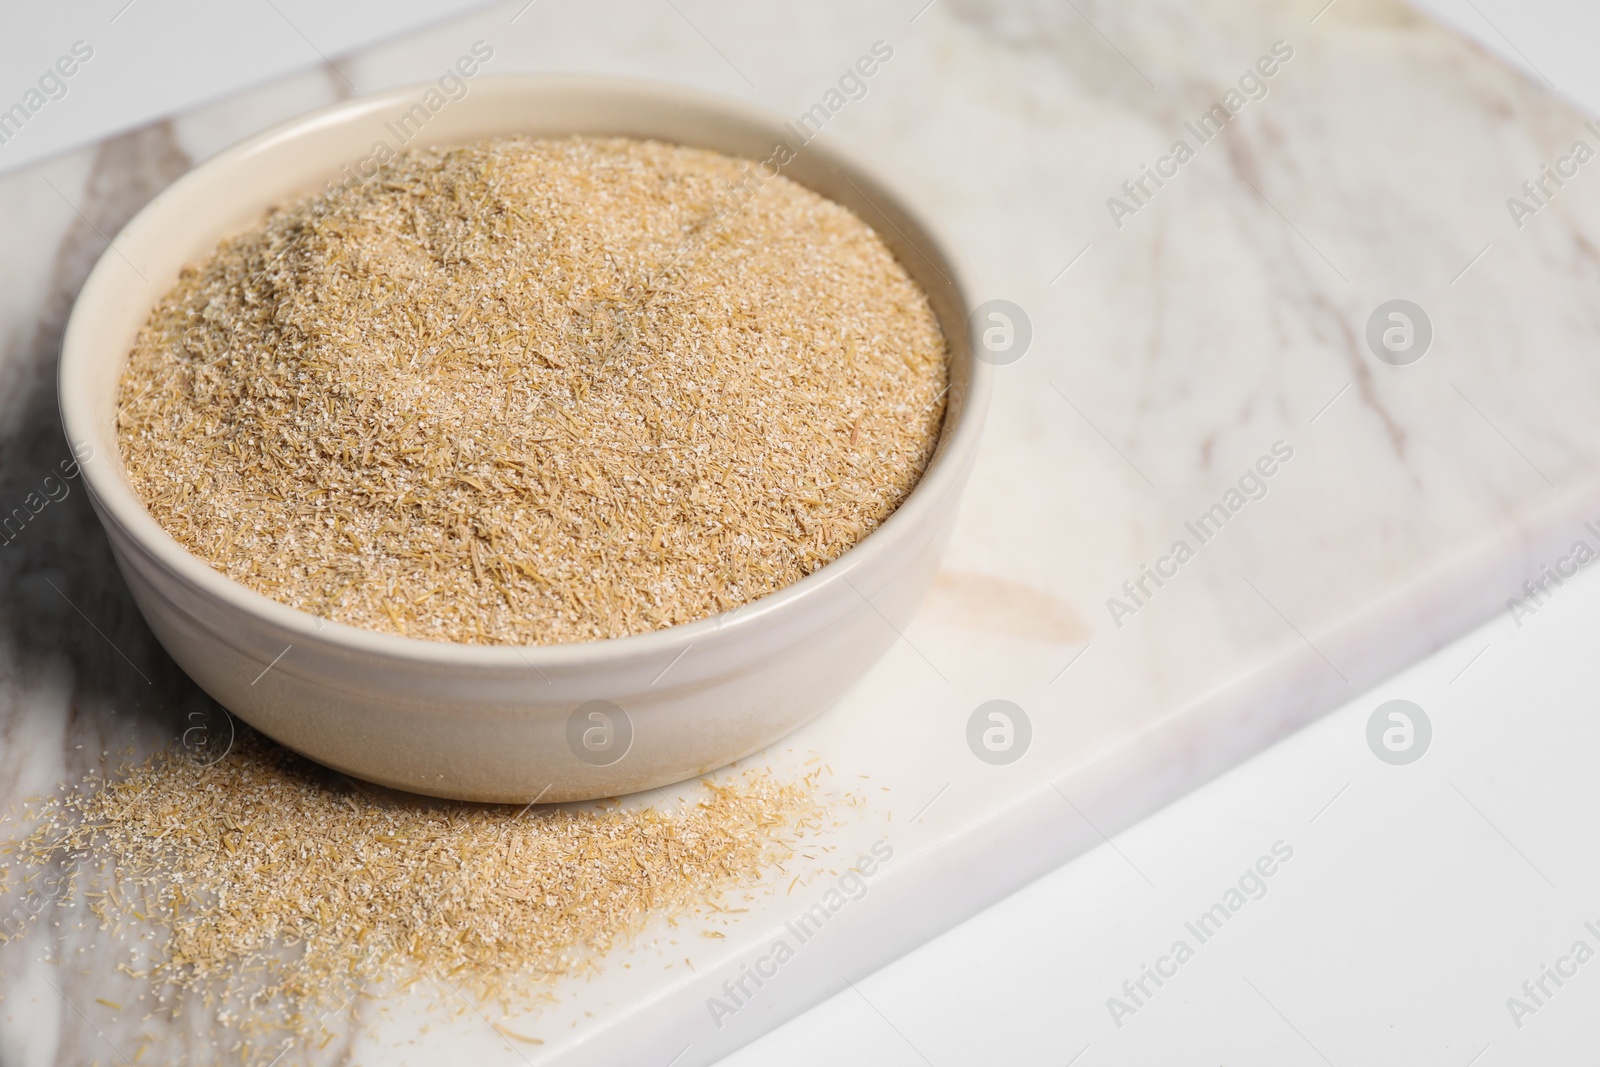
[[4, 0, 1600, 1063]]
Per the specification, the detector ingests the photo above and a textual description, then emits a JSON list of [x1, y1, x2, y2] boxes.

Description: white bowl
[[58, 75, 988, 803]]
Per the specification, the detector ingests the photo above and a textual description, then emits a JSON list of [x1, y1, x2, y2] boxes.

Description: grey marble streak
[[0, 122, 203, 778], [0, 55, 371, 1067], [0, 123, 248, 1067]]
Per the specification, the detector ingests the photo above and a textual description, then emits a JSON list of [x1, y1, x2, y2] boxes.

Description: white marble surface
[[722, 561, 1600, 1065], [4, 0, 1600, 1063]]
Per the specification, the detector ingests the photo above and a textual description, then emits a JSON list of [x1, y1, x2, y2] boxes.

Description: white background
[[0, 0, 499, 175], [5, 2, 1598, 1063]]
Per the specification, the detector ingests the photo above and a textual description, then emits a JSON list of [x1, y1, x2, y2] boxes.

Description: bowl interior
[[60, 75, 985, 661]]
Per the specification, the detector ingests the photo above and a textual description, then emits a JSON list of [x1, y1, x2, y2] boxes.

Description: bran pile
[[116, 135, 948, 645]]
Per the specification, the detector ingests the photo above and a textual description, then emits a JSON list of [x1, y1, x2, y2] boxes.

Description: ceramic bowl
[[58, 75, 988, 802]]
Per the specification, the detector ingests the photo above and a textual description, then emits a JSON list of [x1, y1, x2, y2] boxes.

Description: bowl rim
[[59, 73, 991, 670]]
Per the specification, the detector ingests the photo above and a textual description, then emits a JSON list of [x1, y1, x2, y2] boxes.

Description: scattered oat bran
[[0, 730, 821, 1054], [116, 135, 948, 645]]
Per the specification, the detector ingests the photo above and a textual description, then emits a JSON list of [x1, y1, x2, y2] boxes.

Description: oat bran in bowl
[[59, 76, 990, 803]]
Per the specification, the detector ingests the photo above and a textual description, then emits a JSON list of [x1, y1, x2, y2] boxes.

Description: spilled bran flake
[[116, 135, 948, 645], [0, 731, 821, 1054]]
